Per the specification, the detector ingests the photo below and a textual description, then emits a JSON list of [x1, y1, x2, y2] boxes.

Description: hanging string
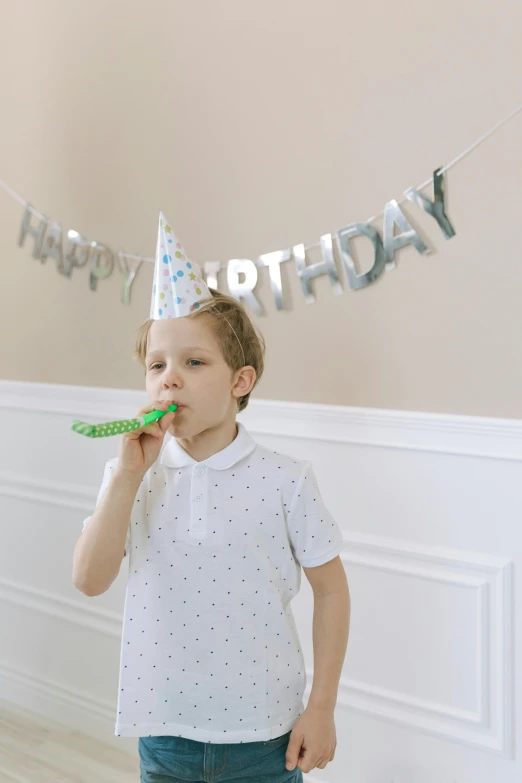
[[1, 103, 521, 259], [343, 103, 522, 236], [212, 308, 247, 368]]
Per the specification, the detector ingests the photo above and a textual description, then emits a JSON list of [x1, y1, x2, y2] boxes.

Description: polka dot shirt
[[82, 421, 343, 743]]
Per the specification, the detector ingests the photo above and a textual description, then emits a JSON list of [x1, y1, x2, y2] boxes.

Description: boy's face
[[145, 314, 253, 438]]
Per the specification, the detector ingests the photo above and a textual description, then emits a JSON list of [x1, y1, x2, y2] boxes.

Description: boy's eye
[[150, 360, 203, 370]]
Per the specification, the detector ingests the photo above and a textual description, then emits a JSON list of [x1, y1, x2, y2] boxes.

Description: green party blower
[[72, 404, 178, 438]]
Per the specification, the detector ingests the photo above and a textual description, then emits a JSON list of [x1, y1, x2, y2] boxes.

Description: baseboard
[[0, 660, 138, 756]]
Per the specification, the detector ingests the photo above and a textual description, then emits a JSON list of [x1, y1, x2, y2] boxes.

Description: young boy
[[73, 214, 350, 781]]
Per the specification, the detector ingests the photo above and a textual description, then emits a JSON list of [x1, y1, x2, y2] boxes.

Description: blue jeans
[[138, 730, 303, 782]]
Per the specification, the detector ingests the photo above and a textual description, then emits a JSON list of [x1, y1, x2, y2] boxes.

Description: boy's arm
[[304, 556, 351, 711], [72, 469, 142, 596]]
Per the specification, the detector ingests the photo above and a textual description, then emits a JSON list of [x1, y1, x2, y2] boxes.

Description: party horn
[[72, 404, 178, 438]]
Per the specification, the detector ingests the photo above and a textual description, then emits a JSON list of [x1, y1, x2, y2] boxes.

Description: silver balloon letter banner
[[6, 101, 522, 314], [17, 204, 144, 304], [12, 169, 455, 314]]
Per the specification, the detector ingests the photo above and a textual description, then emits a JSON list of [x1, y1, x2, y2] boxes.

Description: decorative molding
[[337, 535, 514, 757], [0, 576, 122, 639], [0, 469, 96, 511], [1, 379, 522, 460]]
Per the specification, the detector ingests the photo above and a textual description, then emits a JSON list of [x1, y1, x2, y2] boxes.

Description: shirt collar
[[160, 421, 256, 471]]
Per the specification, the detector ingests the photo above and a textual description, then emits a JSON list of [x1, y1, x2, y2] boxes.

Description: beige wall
[[1, 0, 521, 418]]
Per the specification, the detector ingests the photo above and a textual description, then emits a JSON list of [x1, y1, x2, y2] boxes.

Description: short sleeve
[[286, 461, 344, 568], [82, 458, 131, 557]]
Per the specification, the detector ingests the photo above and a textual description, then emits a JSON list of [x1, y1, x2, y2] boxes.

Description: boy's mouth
[[163, 401, 184, 410]]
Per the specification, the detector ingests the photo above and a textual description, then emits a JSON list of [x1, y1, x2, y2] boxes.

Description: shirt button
[[197, 468, 205, 476], [194, 494, 203, 501]]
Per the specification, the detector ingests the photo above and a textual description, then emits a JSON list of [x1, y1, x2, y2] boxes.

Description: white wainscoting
[[0, 380, 521, 783]]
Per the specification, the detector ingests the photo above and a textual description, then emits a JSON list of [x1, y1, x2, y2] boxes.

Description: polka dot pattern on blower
[[72, 418, 142, 438]]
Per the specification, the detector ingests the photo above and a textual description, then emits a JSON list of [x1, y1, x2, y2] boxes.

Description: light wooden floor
[[0, 700, 139, 782]]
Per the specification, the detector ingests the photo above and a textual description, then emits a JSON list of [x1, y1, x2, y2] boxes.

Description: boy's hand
[[116, 400, 176, 477], [285, 705, 336, 773]]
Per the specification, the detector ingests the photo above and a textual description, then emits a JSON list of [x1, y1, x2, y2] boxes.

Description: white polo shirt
[[82, 421, 343, 743]]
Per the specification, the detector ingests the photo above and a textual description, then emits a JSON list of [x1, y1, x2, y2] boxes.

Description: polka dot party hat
[[150, 212, 212, 320]]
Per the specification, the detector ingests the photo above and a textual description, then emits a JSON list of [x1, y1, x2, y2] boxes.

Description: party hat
[[150, 212, 212, 320]]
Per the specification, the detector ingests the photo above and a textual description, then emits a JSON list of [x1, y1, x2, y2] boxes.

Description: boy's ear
[[234, 366, 256, 397]]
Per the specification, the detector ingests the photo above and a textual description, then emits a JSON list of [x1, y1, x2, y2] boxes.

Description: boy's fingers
[[136, 411, 174, 438], [159, 411, 175, 433], [124, 402, 174, 437]]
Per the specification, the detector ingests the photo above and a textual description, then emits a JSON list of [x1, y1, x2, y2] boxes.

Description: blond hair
[[134, 289, 265, 412]]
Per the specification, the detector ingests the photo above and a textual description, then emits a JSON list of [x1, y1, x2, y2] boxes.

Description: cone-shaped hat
[[150, 212, 211, 320]]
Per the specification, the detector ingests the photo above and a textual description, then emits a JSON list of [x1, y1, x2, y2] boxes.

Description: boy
[[73, 214, 350, 780]]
